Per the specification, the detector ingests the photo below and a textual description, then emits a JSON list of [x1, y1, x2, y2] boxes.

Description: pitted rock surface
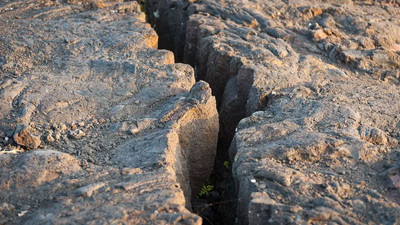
[[148, 0, 400, 147], [147, 0, 400, 224], [0, 1, 218, 224]]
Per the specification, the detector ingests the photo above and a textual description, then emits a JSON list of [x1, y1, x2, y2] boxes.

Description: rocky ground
[[147, 0, 400, 224], [0, 1, 218, 224], [1, 0, 400, 224]]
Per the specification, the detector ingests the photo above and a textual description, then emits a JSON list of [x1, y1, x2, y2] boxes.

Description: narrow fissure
[[4, 1, 400, 224], [144, 1, 242, 224]]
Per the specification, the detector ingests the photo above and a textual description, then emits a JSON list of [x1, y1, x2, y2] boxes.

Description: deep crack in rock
[[146, 0, 400, 224], [2, 0, 400, 224]]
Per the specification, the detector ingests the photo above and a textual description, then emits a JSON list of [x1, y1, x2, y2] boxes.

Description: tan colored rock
[[13, 125, 41, 149], [392, 43, 400, 52], [312, 29, 329, 42], [0, 150, 81, 190], [146, 0, 400, 224], [0, 1, 218, 224]]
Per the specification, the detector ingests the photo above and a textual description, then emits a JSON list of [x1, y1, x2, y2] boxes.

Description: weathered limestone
[[148, 0, 400, 147], [0, 1, 218, 224], [147, 0, 400, 224], [2, 0, 400, 223], [231, 80, 400, 224]]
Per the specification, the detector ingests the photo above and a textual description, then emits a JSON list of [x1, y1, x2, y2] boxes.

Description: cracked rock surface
[[147, 0, 400, 224], [0, 1, 218, 224]]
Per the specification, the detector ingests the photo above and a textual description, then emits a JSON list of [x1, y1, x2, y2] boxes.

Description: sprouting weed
[[197, 178, 214, 198], [223, 161, 230, 169], [198, 184, 214, 197]]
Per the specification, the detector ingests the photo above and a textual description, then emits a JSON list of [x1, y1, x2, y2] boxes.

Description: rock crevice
[[147, 0, 400, 224]]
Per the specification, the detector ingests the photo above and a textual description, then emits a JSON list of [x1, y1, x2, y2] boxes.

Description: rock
[[121, 168, 142, 175], [312, 29, 329, 42], [0, 202, 15, 224], [368, 189, 382, 199], [129, 118, 157, 135], [68, 129, 85, 140], [13, 125, 41, 149], [384, 166, 400, 189], [46, 132, 55, 143], [0, 150, 81, 189], [75, 182, 105, 197], [2, 0, 400, 224], [319, 14, 336, 28], [359, 126, 391, 146], [114, 181, 137, 191], [146, 0, 400, 224], [0, 1, 218, 224], [393, 43, 400, 52]]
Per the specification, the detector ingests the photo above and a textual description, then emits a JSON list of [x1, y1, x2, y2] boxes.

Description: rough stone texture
[[231, 83, 400, 224], [0, 1, 218, 224], [12, 124, 41, 149], [147, 0, 400, 224], [148, 0, 400, 149]]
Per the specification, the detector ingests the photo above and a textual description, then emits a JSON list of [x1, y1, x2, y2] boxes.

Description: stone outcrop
[[147, 0, 400, 224], [2, 0, 400, 224], [147, 0, 400, 148], [231, 82, 400, 224], [0, 1, 218, 224]]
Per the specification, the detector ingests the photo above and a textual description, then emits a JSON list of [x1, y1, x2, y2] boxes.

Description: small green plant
[[198, 184, 214, 197], [223, 160, 230, 169], [197, 178, 214, 198]]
